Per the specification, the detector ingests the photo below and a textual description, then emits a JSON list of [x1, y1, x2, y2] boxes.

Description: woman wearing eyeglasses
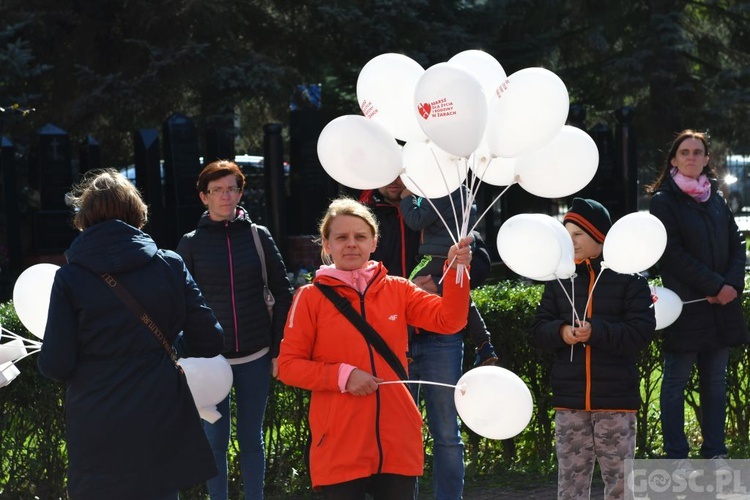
[[177, 160, 294, 500]]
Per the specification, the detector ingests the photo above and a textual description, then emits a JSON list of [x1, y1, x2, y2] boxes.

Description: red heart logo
[[418, 102, 431, 120]]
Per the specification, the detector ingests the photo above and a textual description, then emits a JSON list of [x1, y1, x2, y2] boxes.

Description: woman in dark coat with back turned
[[648, 129, 746, 475], [38, 169, 224, 500]]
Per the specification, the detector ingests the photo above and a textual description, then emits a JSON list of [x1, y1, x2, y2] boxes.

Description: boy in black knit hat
[[531, 198, 656, 500]]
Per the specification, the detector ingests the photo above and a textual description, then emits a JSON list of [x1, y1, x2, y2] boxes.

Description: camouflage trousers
[[555, 409, 636, 500]]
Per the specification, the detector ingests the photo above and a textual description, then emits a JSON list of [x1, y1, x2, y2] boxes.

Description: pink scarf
[[671, 167, 711, 202], [315, 261, 379, 294]]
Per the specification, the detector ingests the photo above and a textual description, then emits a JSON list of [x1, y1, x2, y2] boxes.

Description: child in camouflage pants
[[531, 198, 656, 500]]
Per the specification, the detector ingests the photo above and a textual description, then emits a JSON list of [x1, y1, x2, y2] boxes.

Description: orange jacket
[[277, 262, 469, 488]]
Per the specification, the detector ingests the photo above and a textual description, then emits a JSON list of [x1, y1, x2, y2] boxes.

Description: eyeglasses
[[206, 187, 242, 196]]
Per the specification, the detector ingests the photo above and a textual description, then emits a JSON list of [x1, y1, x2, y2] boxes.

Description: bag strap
[[99, 272, 182, 371], [251, 223, 268, 289], [314, 283, 408, 381], [251, 223, 274, 319]]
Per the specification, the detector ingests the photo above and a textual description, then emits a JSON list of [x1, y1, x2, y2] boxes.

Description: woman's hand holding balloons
[[448, 236, 474, 269], [708, 284, 738, 305], [346, 369, 383, 396]]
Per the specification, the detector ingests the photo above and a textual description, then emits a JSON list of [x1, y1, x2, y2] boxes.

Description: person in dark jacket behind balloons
[[38, 169, 224, 500], [176, 160, 293, 500], [531, 198, 655, 500], [648, 129, 746, 479]]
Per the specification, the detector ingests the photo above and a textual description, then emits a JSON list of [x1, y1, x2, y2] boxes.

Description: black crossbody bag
[[314, 283, 408, 381]]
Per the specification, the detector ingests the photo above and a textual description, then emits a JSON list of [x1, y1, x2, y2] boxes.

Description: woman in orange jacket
[[277, 197, 472, 499]]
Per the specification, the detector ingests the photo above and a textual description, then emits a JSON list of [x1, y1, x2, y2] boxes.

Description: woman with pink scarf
[[648, 129, 747, 479]]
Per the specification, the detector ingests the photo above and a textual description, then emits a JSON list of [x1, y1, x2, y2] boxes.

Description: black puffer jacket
[[531, 256, 655, 410], [649, 177, 747, 352], [177, 207, 293, 358]]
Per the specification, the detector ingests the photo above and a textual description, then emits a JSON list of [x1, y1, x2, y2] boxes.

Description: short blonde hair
[[317, 198, 379, 265], [70, 169, 148, 231]]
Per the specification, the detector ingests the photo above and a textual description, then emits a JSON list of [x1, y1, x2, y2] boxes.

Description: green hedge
[[2, 279, 750, 497]]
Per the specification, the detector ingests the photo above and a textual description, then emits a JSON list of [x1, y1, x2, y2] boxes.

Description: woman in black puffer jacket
[[177, 160, 293, 500], [648, 129, 746, 466]]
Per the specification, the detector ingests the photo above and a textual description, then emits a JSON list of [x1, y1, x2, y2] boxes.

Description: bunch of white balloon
[[318, 50, 598, 290]]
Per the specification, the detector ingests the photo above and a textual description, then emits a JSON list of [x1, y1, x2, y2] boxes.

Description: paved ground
[[461, 478, 604, 499]]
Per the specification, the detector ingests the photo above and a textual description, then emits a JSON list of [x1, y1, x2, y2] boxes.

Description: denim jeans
[[660, 348, 729, 459], [408, 331, 464, 500], [204, 352, 271, 500]]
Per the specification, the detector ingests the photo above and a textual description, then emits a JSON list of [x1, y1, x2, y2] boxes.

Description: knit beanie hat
[[563, 198, 612, 244]]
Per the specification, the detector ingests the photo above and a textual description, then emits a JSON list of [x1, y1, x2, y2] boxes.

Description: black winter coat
[[531, 257, 655, 410], [38, 220, 224, 499], [649, 177, 747, 352], [176, 207, 293, 358]]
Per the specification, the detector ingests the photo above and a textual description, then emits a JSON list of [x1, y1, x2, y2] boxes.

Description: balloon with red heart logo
[[413, 63, 487, 158], [650, 286, 683, 330]]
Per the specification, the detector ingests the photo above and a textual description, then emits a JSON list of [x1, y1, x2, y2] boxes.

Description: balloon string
[[402, 174, 460, 247], [677, 289, 750, 305], [6, 348, 41, 364], [1, 327, 42, 348], [427, 145, 461, 236], [470, 183, 513, 235], [378, 379, 468, 394], [583, 266, 606, 322], [682, 297, 707, 305]]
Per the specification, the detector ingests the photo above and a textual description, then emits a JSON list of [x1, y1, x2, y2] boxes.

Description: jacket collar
[[197, 206, 253, 229]]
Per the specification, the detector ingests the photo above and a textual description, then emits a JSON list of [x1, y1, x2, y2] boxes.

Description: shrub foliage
[[2, 279, 749, 497]]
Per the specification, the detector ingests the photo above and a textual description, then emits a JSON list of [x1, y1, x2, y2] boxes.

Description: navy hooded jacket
[[38, 219, 224, 499]]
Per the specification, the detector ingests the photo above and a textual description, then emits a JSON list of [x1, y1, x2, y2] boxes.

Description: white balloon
[[471, 154, 517, 187], [536, 217, 576, 281], [13, 263, 60, 339], [515, 126, 599, 199], [317, 115, 403, 190], [0, 361, 21, 388], [497, 214, 563, 280], [177, 355, 233, 423], [454, 366, 533, 440], [486, 67, 569, 158], [448, 50, 507, 103], [401, 141, 465, 198], [414, 63, 488, 157], [0, 339, 27, 365], [603, 213, 667, 274], [357, 53, 428, 143], [650, 286, 683, 330]]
